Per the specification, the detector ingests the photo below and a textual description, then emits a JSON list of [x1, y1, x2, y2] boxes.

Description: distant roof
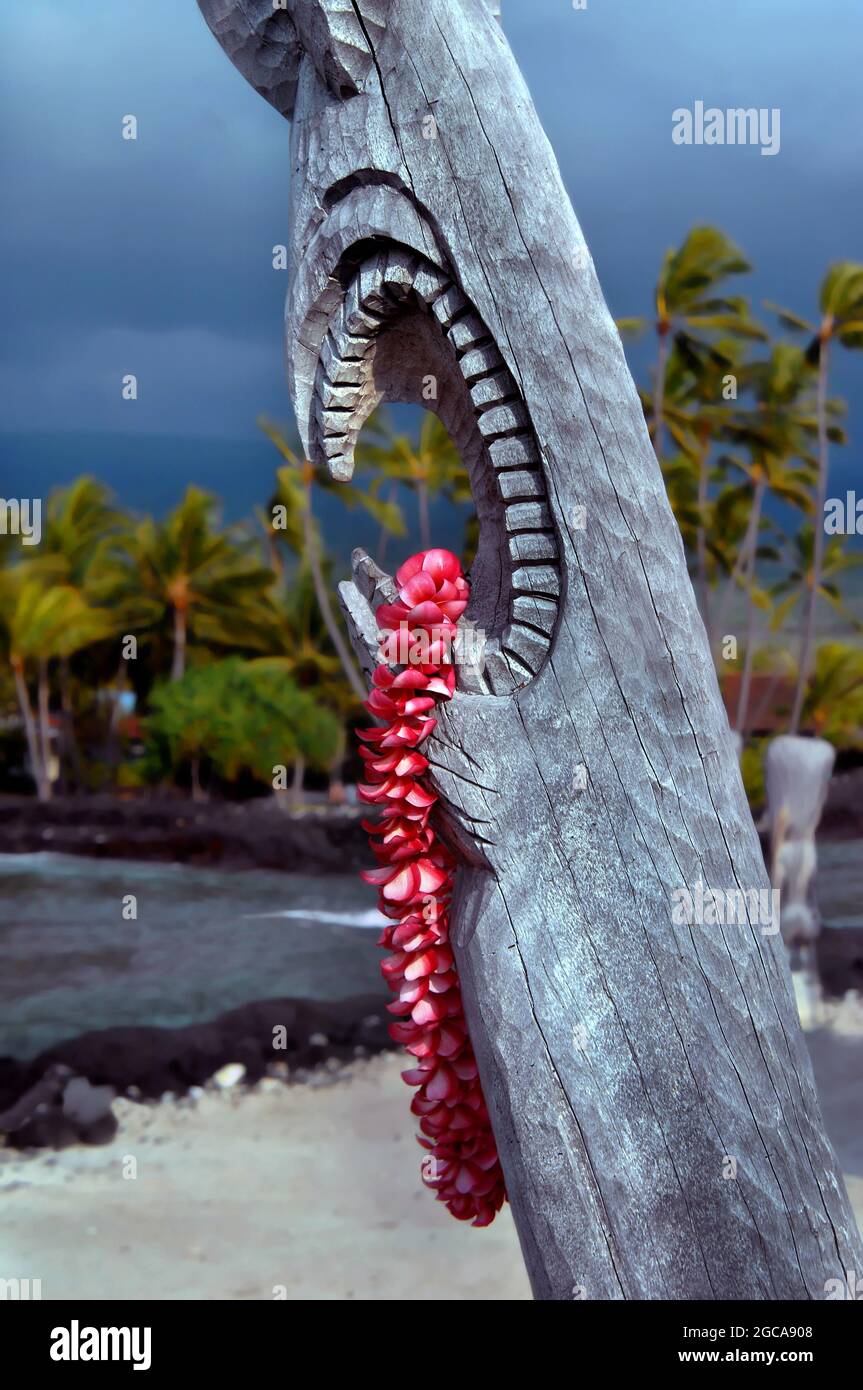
[[720, 673, 813, 734]]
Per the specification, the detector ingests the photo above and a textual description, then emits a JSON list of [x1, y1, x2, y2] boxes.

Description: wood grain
[[198, 0, 863, 1299]]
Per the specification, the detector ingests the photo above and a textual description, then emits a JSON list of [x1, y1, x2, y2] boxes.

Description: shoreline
[[2, 770, 863, 872], [0, 994, 396, 1150], [0, 793, 370, 874]]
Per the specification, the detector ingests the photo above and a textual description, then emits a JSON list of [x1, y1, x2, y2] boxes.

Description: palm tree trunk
[[417, 479, 431, 550], [652, 327, 669, 458], [12, 659, 48, 800], [190, 756, 206, 803], [301, 482, 367, 702], [327, 729, 348, 804], [59, 656, 83, 793], [714, 474, 764, 649], [37, 659, 53, 802], [290, 753, 305, 809], [735, 479, 765, 734], [789, 341, 830, 734], [171, 605, 187, 681], [750, 669, 784, 734]]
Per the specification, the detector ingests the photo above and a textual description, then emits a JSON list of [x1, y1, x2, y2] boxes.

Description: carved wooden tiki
[[197, 0, 862, 1298]]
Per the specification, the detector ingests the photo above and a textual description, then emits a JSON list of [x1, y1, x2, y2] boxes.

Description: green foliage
[[622, 224, 863, 756], [644, 225, 766, 364], [356, 408, 469, 553], [739, 740, 767, 811], [0, 566, 112, 666], [91, 485, 277, 673], [768, 260, 863, 357], [260, 417, 406, 547], [147, 659, 341, 789], [804, 643, 863, 747], [770, 528, 863, 632]]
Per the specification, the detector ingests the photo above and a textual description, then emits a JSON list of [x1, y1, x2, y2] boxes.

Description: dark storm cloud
[[1, 0, 861, 445]]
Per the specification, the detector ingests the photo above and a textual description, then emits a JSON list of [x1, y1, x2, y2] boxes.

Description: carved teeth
[[320, 334, 366, 384], [487, 435, 540, 469], [358, 255, 390, 314], [478, 403, 531, 441], [412, 266, 451, 306], [342, 281, 386, 336], [448, 312, 491, 355], [511, 565, 560, 597], [351, 546, 398, 606], [482, 650, 520, 695], [319, 432, 349, 460], [470, 371, 516, 412], [460, 345, 506, 382], [511, 595, 557, 633], [314, 395, 351, 443], [333, 327, 373, 362], [504, 501, 553, 532], [431, 285, 469, 329], [318, 378, 361, 410], [326, 457, 349, 480], [508, 533, 558, 564], [498, 469, 544, 500], [455, 664, 490, 695], [381, 248, 420, 300], [503, 624, 550, 671], [314, 247, 561, 690]]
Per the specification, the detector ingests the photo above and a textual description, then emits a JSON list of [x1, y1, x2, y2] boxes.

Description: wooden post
[[198, 0, 862, 1298], [767, 734, 836, 1025]]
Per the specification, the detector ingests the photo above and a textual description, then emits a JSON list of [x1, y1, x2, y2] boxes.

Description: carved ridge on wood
[[309, 241, 562, 691], [198, 0, 384, 119]]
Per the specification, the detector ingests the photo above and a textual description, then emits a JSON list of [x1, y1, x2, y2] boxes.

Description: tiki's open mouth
[[309, 239, 561, 694]]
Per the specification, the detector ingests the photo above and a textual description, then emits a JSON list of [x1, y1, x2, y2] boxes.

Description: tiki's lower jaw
[[309, 241, 563, 695]]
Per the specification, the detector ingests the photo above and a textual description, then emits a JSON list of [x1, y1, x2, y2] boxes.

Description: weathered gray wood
[[767, 735, 836, 952], [198, 0, 862, 1299]]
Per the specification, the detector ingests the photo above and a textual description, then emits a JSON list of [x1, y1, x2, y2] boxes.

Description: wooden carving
[[767, 736, 836, 955], [198, 0, 862, 1298]]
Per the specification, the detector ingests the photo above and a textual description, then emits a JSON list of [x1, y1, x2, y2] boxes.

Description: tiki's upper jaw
[[197, 0, 573, 696], [196, 0, 382, 121]]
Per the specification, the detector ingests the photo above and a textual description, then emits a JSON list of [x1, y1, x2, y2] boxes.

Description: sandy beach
[[0, 1052, 531, 1301], [3, 1003, 862, 1302]]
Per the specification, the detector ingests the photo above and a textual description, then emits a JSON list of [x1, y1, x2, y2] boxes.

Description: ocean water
[[0, 853, 387, 1059], [1, 843, 861, 1061]]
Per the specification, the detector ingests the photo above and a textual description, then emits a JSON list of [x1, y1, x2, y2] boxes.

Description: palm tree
[[42, 477, 127, 588], [251, 570, 352, 802], [40, 478, 129, 784], [355, 409, 465, 550], [0, 565, 112, 799], [641, 338, 750, 634], [770, 528, 862, 639], [768, 261, 863, 731], [624, 227, 764, 459], [803, 642, 863, 745], [98, 486, 275, 681], [717, 343, 830, 733], [259, 419, 403, 704]]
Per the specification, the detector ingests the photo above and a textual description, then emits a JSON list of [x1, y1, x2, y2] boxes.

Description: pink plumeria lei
[[358, 548, 507, 1227]]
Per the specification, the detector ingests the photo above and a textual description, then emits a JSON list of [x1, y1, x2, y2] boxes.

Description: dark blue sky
[[2, 0, 861, 510]]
